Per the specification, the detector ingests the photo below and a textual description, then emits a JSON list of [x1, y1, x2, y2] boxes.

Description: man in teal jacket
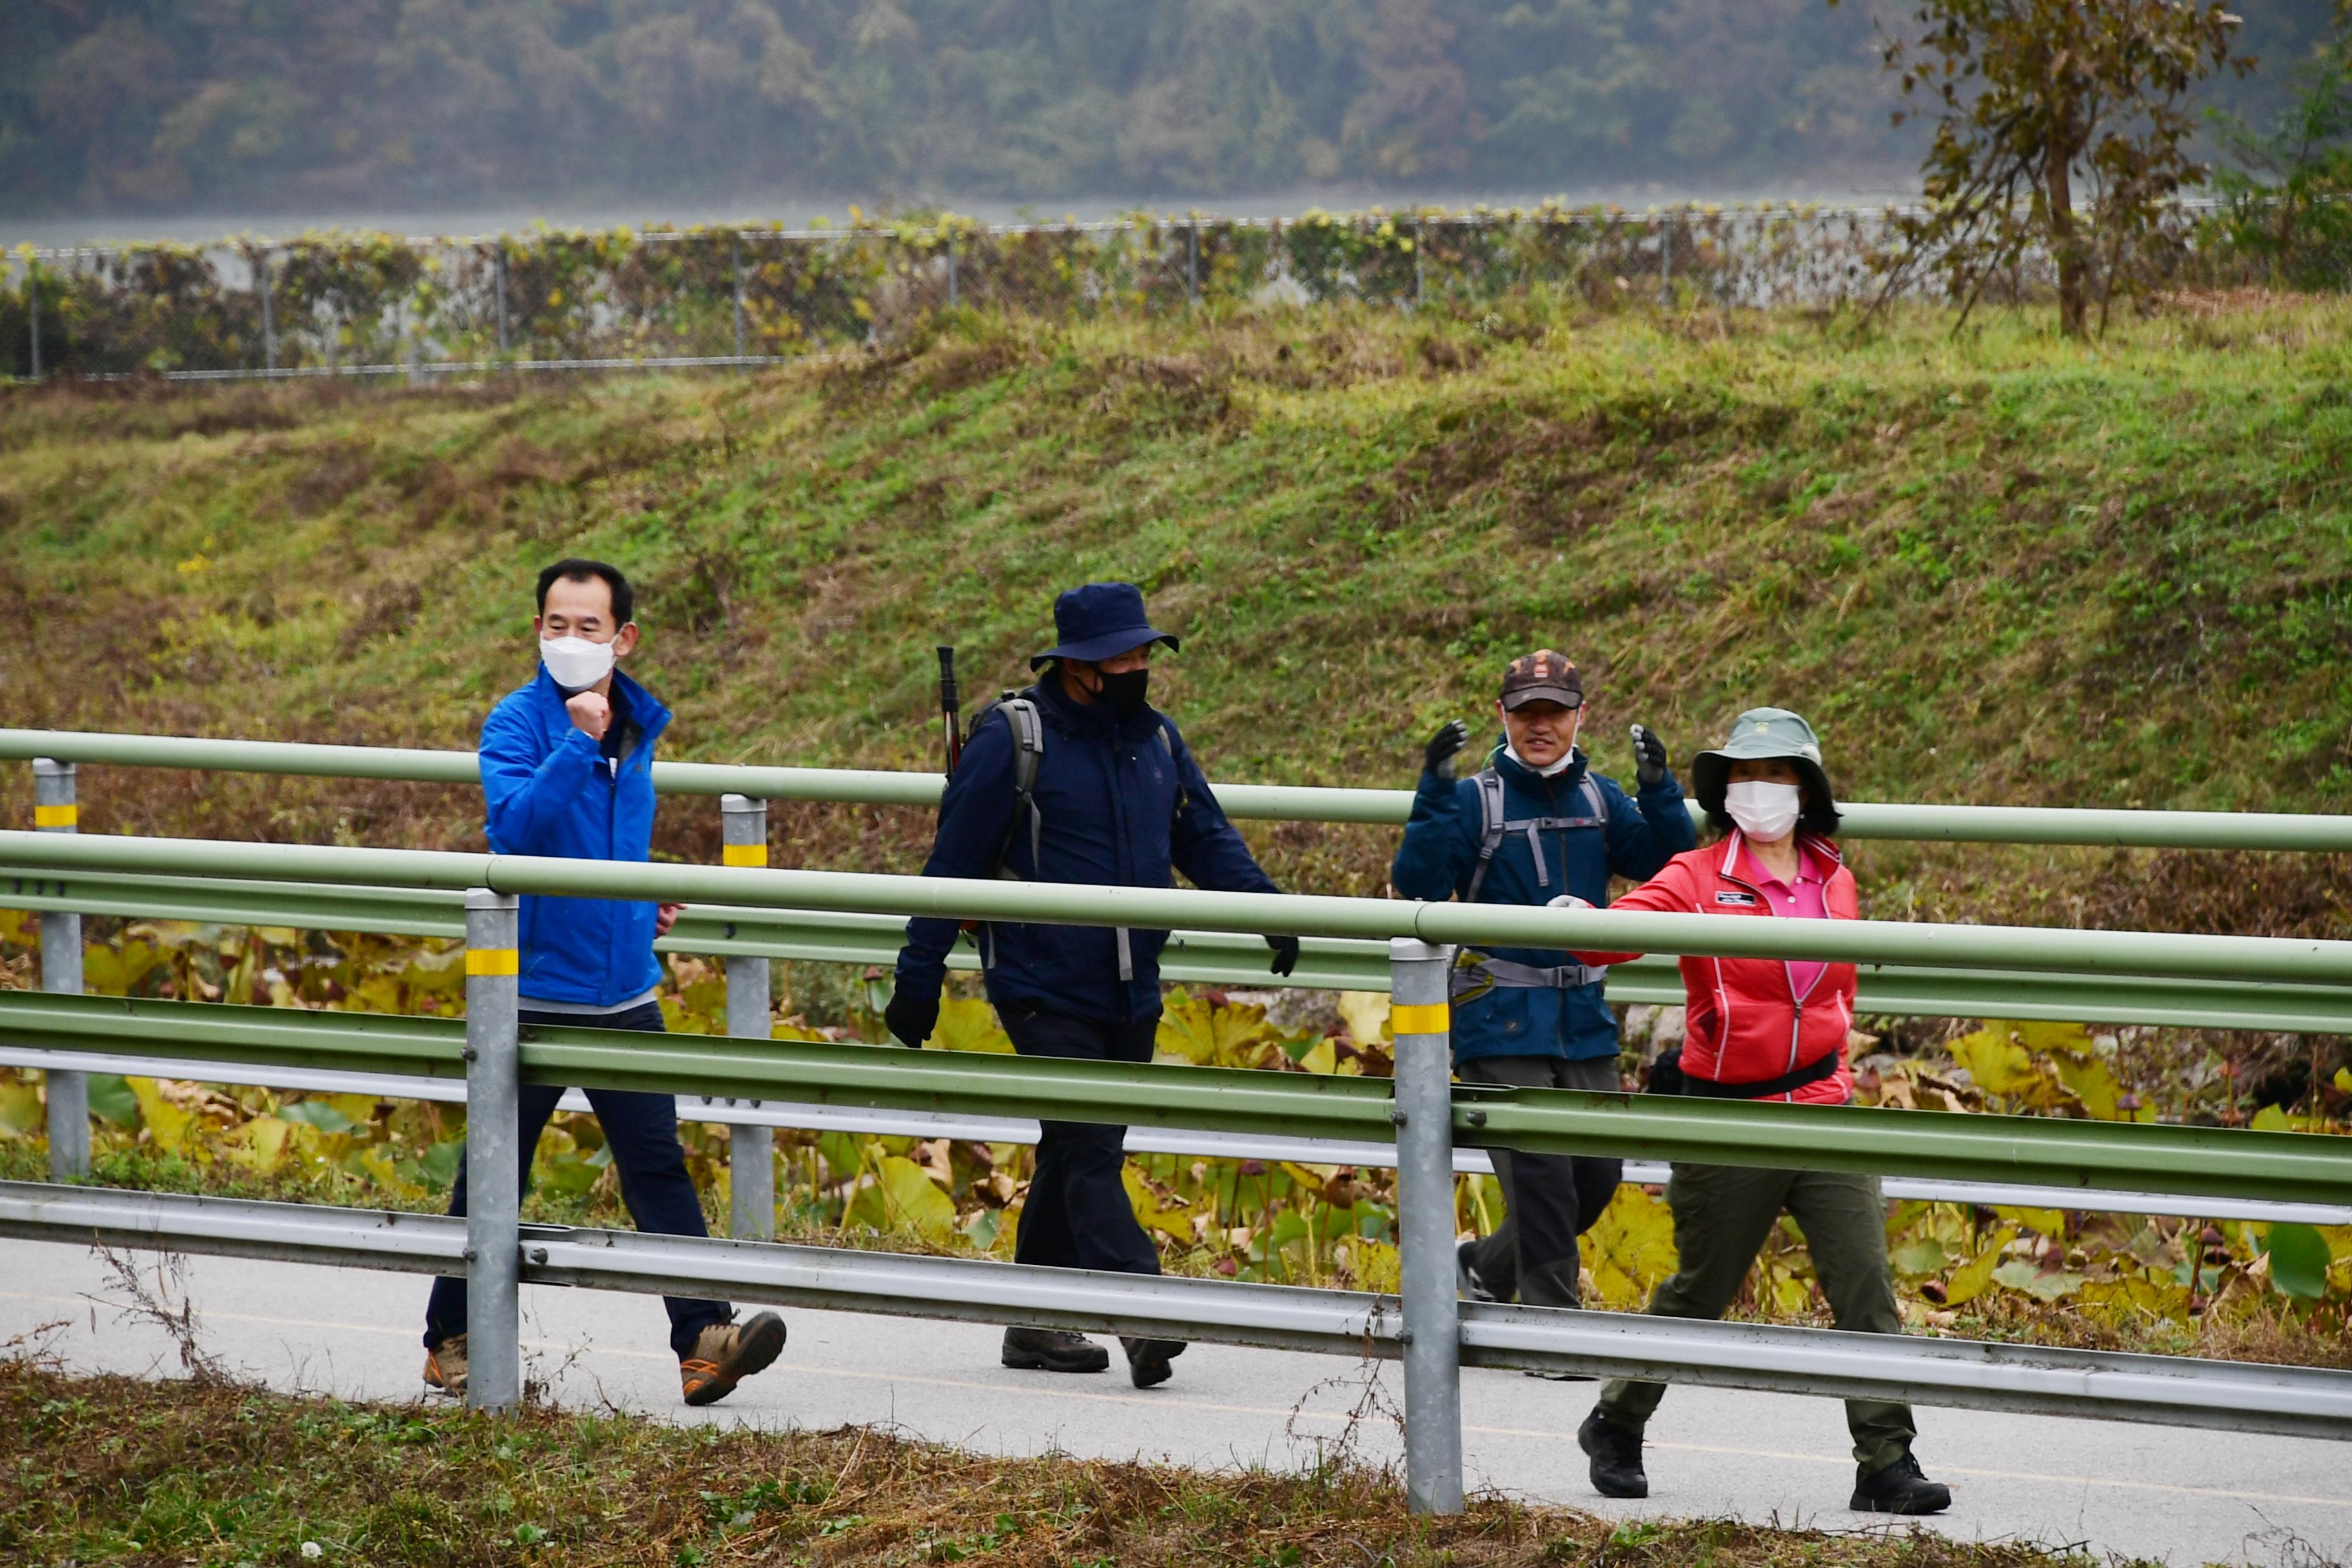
[[1391, 650, 1692, 1310], [422, 559, 784, 1408]]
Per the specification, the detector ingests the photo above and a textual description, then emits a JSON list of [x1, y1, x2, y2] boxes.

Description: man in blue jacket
[[1392, 650, 1692, 1312], [885, 582, 1298, 1389], [422, 558, 785, 1407]]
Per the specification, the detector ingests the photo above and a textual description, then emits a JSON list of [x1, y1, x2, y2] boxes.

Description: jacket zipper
[[1718, 833, 1819, 1080]]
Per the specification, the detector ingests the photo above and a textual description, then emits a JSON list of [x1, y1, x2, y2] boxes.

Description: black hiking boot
[[1001, 1326, 1110, 1374], [1456, 1242, 1499, 1304], [1121, 1336, 1187, 1388], [1578, 1408, 1649, 1500], [1851, 1451, 1952, 1515]]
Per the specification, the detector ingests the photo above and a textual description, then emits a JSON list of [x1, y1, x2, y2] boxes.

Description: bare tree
[[1842, 0, 2249, 335]]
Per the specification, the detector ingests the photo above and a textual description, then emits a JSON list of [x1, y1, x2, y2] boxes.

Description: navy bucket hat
[[1028, 582, 1181, 669]]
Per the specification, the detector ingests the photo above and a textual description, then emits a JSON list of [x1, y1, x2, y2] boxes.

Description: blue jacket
[[1391, 747, 1693, 1064], [480, 666, 672, 1007], [895, 679, 1281, 1024]]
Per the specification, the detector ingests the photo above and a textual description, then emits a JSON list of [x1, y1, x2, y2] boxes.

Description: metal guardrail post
[[33, 760, 86, 1179], [721, 794, 775, 1241], [731, 235, 747, 360], [258, 251, 277, 374], [495, 248, 511, 356], [27, 266, 43, 382], [1186, 220, 1200, 309], [1389, 936, 1463, 1516], [463, 888, 522, 1411]]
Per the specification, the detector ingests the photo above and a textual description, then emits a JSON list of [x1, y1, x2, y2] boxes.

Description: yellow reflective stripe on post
[[1391, 1003, 1449, 1035], [466, 948, 520, 977], [32, 805, 77, 828], [721, 843, 769, 868]]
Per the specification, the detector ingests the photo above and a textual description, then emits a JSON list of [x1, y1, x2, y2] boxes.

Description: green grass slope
[[4, 294, 2349, 934]]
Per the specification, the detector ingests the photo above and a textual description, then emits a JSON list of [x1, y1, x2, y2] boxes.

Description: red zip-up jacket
[[1573, 833, 1857, 1105]]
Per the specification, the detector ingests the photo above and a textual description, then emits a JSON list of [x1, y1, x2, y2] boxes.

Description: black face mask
[[1093, 667, 1151, 718]]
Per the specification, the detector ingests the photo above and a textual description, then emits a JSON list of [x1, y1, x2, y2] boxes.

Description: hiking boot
[[680, 1311, 787, 1407], [1121, 1336, 1187, 1389], [1001, 1326, 1110, 1373], [1851, 1451, 1952, 1515], [1578, 1408, 1649, 1500], [1457, 1242, 1499, 1304], [422, 1335, 467, 1396]]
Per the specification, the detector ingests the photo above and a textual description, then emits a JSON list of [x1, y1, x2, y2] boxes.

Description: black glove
[[883, 989, 939, 1050], [1264, 933, 1300, 978], [1630, 723, 1670, 790], [1424, 719, 1471, 780]]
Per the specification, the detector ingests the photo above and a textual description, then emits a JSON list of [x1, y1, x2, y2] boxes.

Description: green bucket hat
[[1690, 707, 1839, 821]]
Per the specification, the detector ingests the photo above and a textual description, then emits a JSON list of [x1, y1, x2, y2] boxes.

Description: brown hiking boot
[[680, 1311, 787, 1407], [423, 1335, 467, 1396]]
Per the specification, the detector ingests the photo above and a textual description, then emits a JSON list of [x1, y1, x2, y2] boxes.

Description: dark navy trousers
[[424, 1001, 730, 1360], [999, 1003, 1163, 1276]]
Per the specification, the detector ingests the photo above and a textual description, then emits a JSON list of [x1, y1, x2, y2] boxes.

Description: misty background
[[3, 0, 2344, 246]]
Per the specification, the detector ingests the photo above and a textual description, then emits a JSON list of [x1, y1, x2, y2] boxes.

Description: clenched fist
[[565, 691, 612, 741]]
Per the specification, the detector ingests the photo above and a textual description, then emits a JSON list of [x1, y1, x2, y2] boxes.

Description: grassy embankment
[[5, 293, 2352, 1331], [0, 1357, 2133, 1568], [2, 291, 2349, 939]]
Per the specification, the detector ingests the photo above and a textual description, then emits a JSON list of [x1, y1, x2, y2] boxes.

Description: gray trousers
[[1596, 1162, 1917, 1471], [1458, 1054, 1623, 1309]]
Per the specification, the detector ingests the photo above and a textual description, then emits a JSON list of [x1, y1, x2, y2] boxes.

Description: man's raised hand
[[565, 691, 612, 741], [1424, 719, 1471, 780]]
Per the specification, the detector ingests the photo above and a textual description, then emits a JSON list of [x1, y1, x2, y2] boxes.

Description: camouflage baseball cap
[[1499, 649, 1583, 711]]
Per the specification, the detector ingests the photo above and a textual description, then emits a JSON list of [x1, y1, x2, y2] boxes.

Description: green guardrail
[[9, 727, 2352, 848], [10, 865, 2352, 1036], [6, 990, 2347, 1204], [6, 830, 2352, 987]]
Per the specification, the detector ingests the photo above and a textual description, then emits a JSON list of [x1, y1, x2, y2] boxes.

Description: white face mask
[[1724, 779, 1802, 843], [540, 634, 616, 692]]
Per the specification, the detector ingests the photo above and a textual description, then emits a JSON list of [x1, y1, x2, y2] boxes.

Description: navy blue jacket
[[894, 678, 1280, 1024], [480, 666, 671, 1007], [1391, 747, 1692, 1064]]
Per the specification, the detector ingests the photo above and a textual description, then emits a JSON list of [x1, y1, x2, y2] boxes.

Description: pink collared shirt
[[1739, 841, 1831, 997]]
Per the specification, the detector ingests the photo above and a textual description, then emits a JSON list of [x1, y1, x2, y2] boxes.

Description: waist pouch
[[1649, 1044, 1838, 1100]]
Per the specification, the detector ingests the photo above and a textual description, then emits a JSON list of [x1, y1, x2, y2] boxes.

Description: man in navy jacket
[[1392, 650, 1692, 1311], [422, 559, 784, 1408], [886, 582, 1297, 1389]]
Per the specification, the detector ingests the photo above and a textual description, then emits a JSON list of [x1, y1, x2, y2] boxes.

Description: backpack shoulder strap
[[997, 695, 1047, 871], [1465, 769, 1507, 903], [1156, 721, 1190, 820], [1579, 774, 1608, 825]]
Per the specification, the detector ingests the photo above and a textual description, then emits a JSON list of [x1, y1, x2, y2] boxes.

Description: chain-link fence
[[0, 201, 2331, 384]]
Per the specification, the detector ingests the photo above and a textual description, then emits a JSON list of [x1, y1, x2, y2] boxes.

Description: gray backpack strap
[[1465, 768, 1611, 903], [999, 698, 1047, 873], [1464, 769, 1508, 903]]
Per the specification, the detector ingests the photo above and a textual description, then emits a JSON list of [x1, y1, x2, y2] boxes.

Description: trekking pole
[[721, 794, 775, 1241], [1389, 937, 1464, 1515], [937, 645, 964, 777]]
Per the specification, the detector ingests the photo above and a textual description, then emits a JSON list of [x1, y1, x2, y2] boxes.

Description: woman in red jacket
[[1567, 708, 1952, 1517]]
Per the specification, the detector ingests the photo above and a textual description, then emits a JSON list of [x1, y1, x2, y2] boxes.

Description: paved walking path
[[3, 1237, 2344, 1565]]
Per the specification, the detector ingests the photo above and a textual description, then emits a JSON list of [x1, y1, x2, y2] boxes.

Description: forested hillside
[[1, 0, 2341, 218]]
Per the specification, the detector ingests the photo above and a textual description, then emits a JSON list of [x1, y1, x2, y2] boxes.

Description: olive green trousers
[[1594, 1162, 1917, 1471]]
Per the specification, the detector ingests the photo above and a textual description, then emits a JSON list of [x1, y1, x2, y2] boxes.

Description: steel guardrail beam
[[9, 728, 2352, 848], [11, 864, 2352, 1034], [6, 1043, 2349, 1226], [7, 831, 2352, 985], [5, 992, 2349, 1203], [5, 1180, 2348, 1441]]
